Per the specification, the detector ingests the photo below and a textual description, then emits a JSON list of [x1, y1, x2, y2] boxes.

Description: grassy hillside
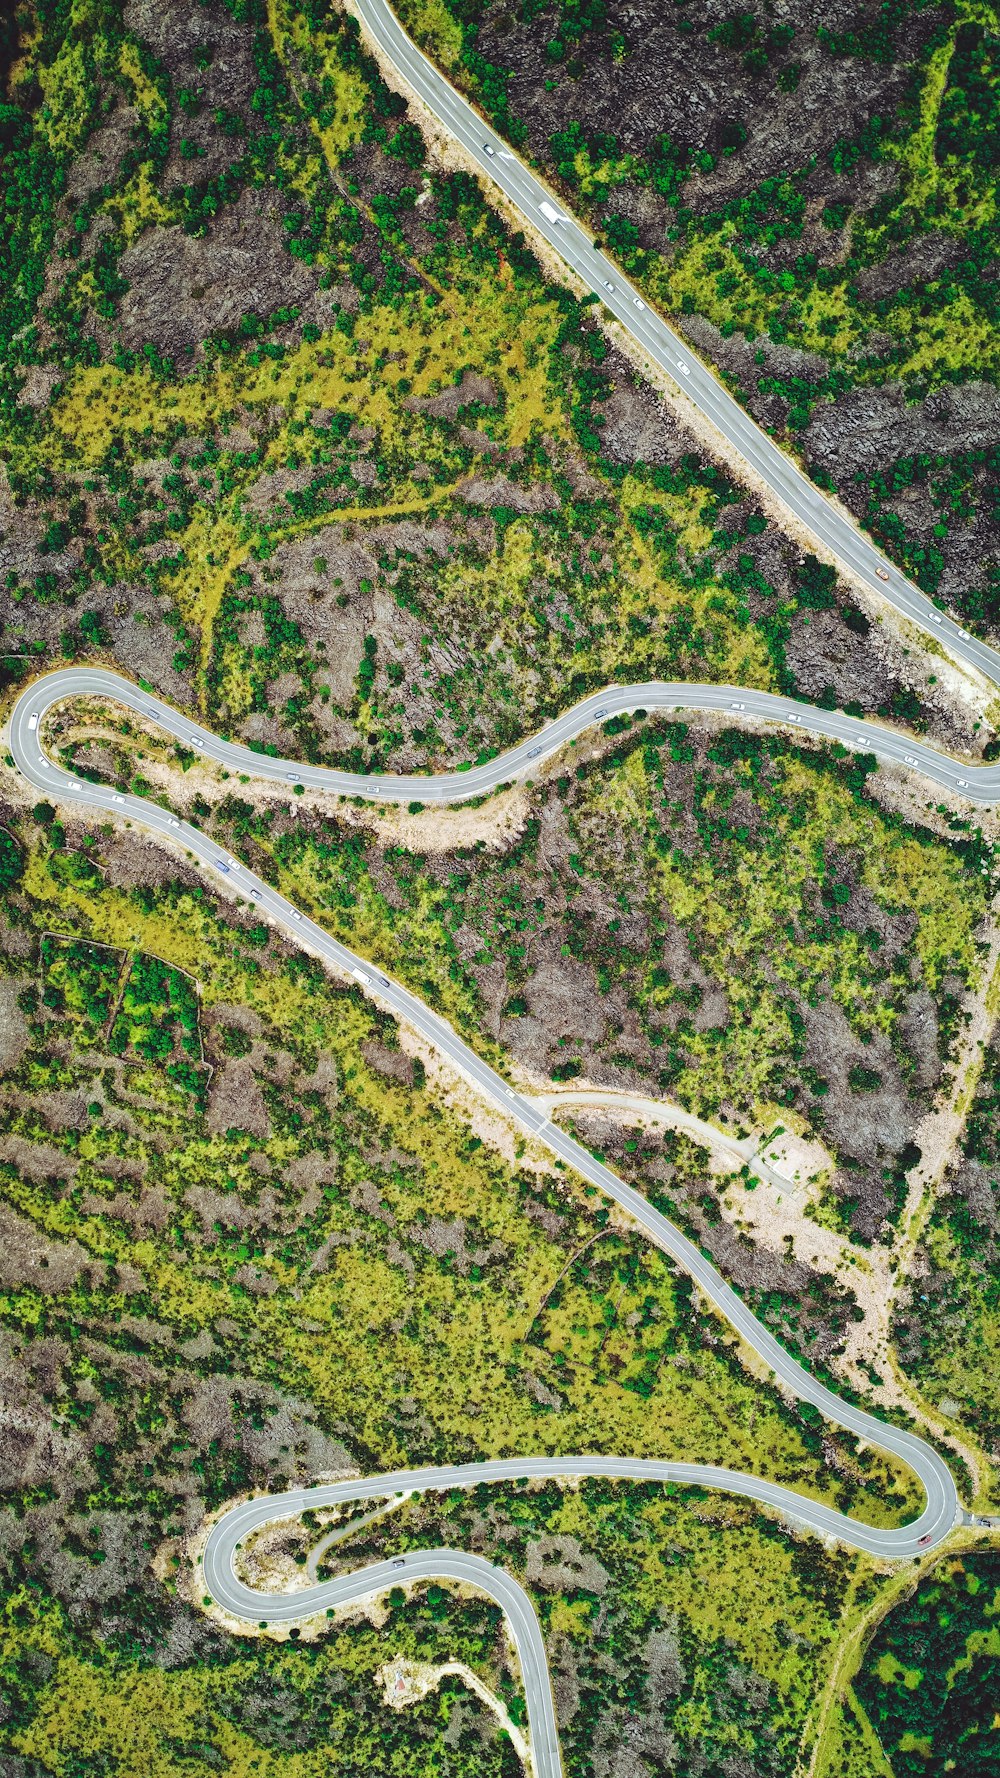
[[398, 0, 1000, 640], [0, 0, 975, 767], [0, 799, 920, 1772]]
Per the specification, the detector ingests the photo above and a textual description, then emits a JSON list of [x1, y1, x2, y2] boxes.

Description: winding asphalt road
[[8, 666, 965, 1776], [10, 19, 994, 1760]]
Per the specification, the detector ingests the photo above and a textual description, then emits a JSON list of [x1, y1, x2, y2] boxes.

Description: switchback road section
[[8, 666, 963, 1778]]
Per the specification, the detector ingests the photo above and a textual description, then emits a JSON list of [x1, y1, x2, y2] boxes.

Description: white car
[[27, 713, 38, 731], [113, 795, 125, 805], [291, 910, 302, 921], [169, 819, 180, 829], [903, 754, 918, 765], [633, 297, 646, 311], [731, 701, 746, 710], [602, 280, 615, 292], [957, 779, 969, 788], [249, 889, 261, 901], [928, 612, 943, 623], [482, 143, 495, 156], [676, 360, 691, 376]]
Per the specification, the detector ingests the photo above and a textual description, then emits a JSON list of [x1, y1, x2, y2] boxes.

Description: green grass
[[1, 1582, 523, 1778], [5, 821, 920, 1514], [893, 1027, 1000, 1497], [189, 714, 990, 1141], [0, 805, 933, 1773], [306, 1475, 893, 1778]]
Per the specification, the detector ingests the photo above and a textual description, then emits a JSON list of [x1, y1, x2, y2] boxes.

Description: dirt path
[[378, 1656, 532, 1772]]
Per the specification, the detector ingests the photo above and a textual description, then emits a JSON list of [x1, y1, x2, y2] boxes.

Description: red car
[[917, 1534, 933, 1547]]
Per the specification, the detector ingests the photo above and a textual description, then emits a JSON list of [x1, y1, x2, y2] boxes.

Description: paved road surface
[[353, 0, 1000, 699], [9, 667, 963, 1778], [14, 666, 1000, 805], [531, 1088, 792, 1192], [9, 13, 990, 1766]]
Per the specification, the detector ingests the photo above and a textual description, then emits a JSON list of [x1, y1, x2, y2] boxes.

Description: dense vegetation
[[304, 1475, 890, 1778], [854, 1553, 1000, 1776], [400, 0, 1000, 639], [2, 0, 999, 1770], [893, 1017, 1000, 1479], [0, 794, 925, 1772], [0, 0, 962, 773], [64, 701, 990, 1245]]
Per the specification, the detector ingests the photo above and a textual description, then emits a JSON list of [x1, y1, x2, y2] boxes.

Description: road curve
[[352, 0, 1000, 697], [9, 14, 987, 1768], [7, 665, 962, 1776], [12, 665, 1000, 805]]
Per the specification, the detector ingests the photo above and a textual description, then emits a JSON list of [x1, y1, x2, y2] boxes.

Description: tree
[[0, 829, 22, 889]]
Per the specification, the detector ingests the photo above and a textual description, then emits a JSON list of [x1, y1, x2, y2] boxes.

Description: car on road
[[904, 754, 918, 765], [527, 747, 542, 758], [602, 280, 615, 292], [392, 1558, 405, 1569], [291, 910, 302, 921], [633, 297, 646, 310], [538, 199, 566, 225], [593, 707, 607, 718], [352, 967, 371, 985], [482, 143, 495, 155], [875, 567, 890, 581], [169, 819, 180, 828], [957, 778, 969, 787], [917, 1534, 933, 1547], [113, 795, 125, 804], [249, 889, 262, 901], [731, 701, 746, 710], [676, 360, 691, 376], [27, 712, 38, 731]]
